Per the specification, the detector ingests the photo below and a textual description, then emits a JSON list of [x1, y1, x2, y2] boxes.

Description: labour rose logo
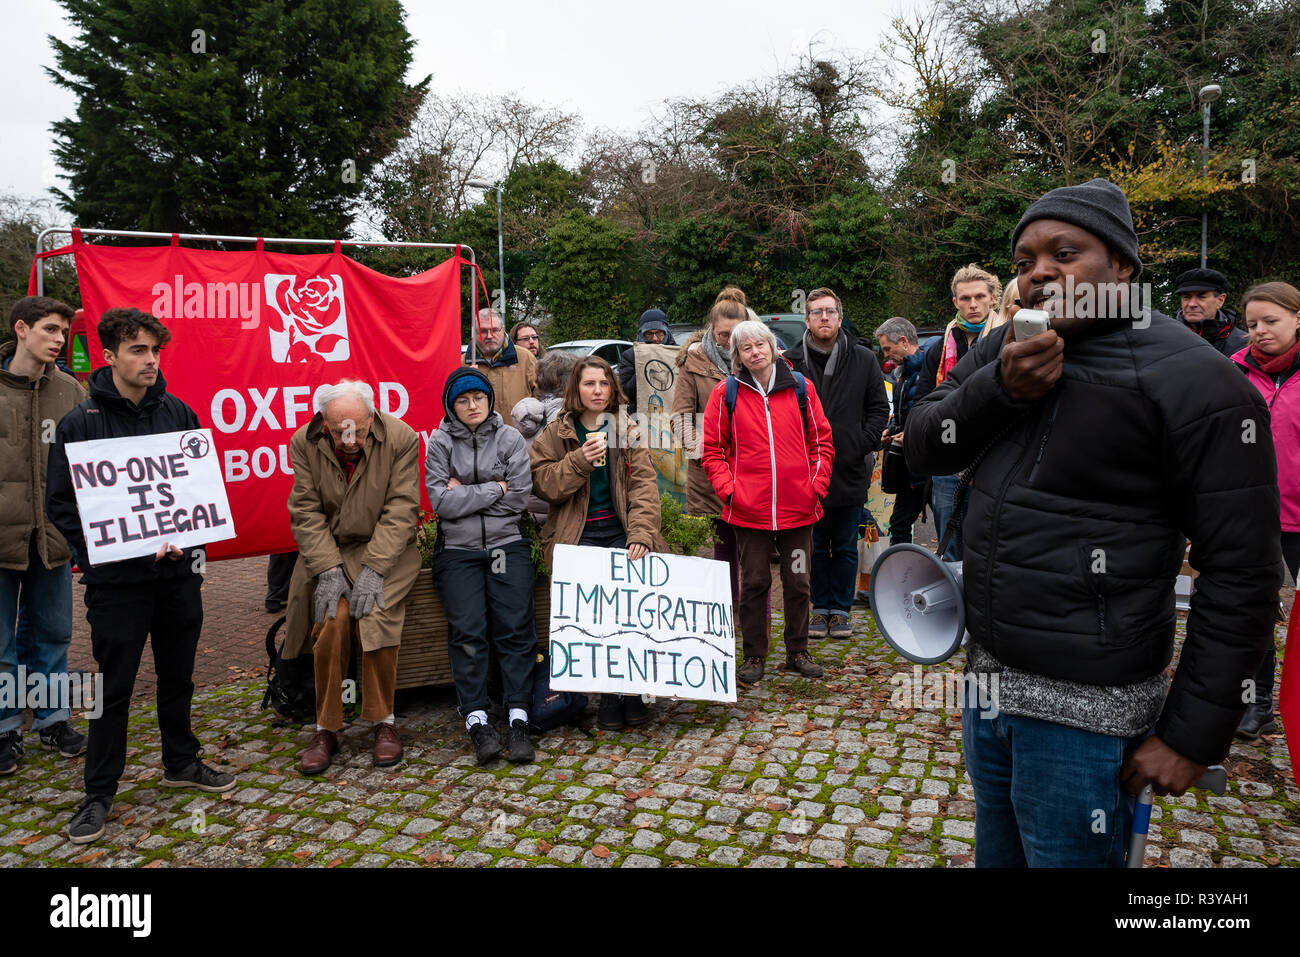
[[264, 274, 350, 363]]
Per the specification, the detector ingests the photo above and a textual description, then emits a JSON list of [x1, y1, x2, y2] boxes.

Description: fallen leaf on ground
[[537, 839, 553, 853], [591, 845, 610, 858]]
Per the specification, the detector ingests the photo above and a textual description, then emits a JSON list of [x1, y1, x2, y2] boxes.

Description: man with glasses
[[468, 309, 536, 431], [617, 308, 678, 409], [785, 288, 889, 639], [510, 321, 545, 359]]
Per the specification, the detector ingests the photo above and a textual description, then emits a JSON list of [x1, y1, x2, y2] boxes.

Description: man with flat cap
[[906, 178, 1281, 867], [1174, 267, 1246, 358]]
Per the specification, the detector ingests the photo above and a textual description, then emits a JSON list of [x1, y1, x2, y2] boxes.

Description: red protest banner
[[61, 234, 463, 560]]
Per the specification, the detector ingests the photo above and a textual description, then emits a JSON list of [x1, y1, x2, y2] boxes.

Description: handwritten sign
[[548, 544, 736, 702], [64, 429, 236, 565], [634, 342, 688, 503]]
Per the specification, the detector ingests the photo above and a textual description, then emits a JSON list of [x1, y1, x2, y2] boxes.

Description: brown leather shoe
[[299, 730, 338, 775], [373, 722, 403, 768]]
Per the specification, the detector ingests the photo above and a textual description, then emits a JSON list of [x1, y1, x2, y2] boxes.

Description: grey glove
[[350, 565, 386, 620], [314, 566, 351, 624]]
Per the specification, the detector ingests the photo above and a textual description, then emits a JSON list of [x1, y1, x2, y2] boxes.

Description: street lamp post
[[1199, 83, 1221, 269], [467, 179, 506, 325]]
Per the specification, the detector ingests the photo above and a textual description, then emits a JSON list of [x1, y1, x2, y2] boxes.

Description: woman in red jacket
[[1232, 281, 1300, 740], [701, 319, 834, 687]]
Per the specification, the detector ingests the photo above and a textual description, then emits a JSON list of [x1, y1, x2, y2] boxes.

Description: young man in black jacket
[[785, 288, 889, 638], [46, 308, 236, 845], [905, 179, 1281, 867]]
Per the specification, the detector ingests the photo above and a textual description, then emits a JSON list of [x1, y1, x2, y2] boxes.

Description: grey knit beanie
[[1010, 178, 1143, 280]]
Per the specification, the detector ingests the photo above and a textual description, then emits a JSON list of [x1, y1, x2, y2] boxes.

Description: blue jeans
[[811, 505, 859, 617], [930, 474, 961, 562], [962, 704, 1140, 867], [1, 538, 74, 733]]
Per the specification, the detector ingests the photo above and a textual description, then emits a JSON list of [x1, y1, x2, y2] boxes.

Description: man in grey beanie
[[617, 308, 678, 408], [905, 178, 1281, 867]]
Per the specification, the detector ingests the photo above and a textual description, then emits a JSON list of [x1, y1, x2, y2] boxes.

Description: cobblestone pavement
[[4, 607, 1297, 868]]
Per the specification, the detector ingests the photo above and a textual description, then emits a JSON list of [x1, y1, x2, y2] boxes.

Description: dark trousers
[[84, 577, 203, 798], [266, 551, 297, 604], [888, 481, 929, 546], [734, 524, 813, 659], [433, 539, 537, 716], [811, 505, 860, 617]]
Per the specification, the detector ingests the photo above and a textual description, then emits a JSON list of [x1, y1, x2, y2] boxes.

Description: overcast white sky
[[1, 0, 910, 210]]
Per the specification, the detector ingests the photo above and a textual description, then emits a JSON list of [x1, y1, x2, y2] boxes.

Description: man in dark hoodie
[[46, 308, 237, 845], [1174, 267, 1247, 358], [617, 308, 678, 409], [785, 287, 889, 638], [905, 179, 1280, 867]]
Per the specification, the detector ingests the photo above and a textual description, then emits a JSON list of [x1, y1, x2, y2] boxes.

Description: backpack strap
[[724, 374, 738, 419], [790, 371, 810, 432]]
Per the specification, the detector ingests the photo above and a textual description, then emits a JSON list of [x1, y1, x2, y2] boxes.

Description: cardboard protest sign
[[633, 342, 688, 503], [548, 544, 736, 702], [64, 429, 236, 565]]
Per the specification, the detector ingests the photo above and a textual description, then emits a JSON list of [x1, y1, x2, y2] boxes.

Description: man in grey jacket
[[425, 368, 538, 764]]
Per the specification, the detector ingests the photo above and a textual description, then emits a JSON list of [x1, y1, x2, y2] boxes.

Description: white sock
[[381, 714, 395, 725], [509, 708, 528, 725], [465, 710, 489, 730]]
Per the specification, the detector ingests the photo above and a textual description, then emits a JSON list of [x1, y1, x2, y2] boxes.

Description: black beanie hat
[[1010, 178, 1143, 281]]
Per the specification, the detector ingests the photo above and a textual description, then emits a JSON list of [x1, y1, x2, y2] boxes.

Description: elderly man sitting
[[285, 379, 421, 774]]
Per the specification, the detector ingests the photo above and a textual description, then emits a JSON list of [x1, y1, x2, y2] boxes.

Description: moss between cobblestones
[[2, 611, 1297, 868]]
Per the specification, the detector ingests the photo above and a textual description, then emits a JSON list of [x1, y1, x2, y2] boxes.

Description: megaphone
[[868, 544, 966, 663]]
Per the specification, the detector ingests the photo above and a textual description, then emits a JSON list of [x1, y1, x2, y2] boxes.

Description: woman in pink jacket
[[1231, 280, 1300, 740], [701, 320, 834, 688]]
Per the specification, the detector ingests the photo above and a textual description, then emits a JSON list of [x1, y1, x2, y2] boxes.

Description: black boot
[[1236, 647, 1277, 740], [597, 694, 626, 731], [624, 693, 651, 727]]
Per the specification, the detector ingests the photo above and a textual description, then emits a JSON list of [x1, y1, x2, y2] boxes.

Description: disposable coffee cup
[[594, 431, 608, 467]]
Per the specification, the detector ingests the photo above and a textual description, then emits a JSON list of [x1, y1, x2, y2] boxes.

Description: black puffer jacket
[[1175, 307, 1248, 359], [46, 366, 204, 586], [785, 330, 890, 507], [904, 311, 1281, 765]]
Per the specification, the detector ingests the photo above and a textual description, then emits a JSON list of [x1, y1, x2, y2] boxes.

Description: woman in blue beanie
[[425, 367, 538, 765]]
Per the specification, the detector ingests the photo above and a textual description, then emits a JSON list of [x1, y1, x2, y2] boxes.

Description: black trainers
[[66, 795, 112, 845], [737, 656, 765, 686], [0, 730, 22, 775], [469, 722, 503, 765], [39, 721, 88, 758], [596, 694, 626, 730], [507, 719, 535, 764], [161, 760, 237, 792]]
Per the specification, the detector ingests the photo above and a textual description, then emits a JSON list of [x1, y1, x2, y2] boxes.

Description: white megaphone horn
[[868, 544, 966, 663]]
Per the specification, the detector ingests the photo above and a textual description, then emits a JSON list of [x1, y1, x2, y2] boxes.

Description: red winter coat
[[701, 359, 834, 530], [1232, 345, 1300, 532]]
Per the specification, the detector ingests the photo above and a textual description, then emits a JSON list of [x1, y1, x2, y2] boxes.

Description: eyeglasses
[[516, 334, 540, 342], [809, 308, 840, 318], [453, 393, 489, 407]]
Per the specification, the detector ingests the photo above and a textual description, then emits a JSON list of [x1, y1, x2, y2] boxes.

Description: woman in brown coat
[[670, 286, 750, 611], [529, 356, 667, 731]]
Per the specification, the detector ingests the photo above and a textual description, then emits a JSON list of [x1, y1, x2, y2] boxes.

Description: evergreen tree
[[49, 0, 427, 238]]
